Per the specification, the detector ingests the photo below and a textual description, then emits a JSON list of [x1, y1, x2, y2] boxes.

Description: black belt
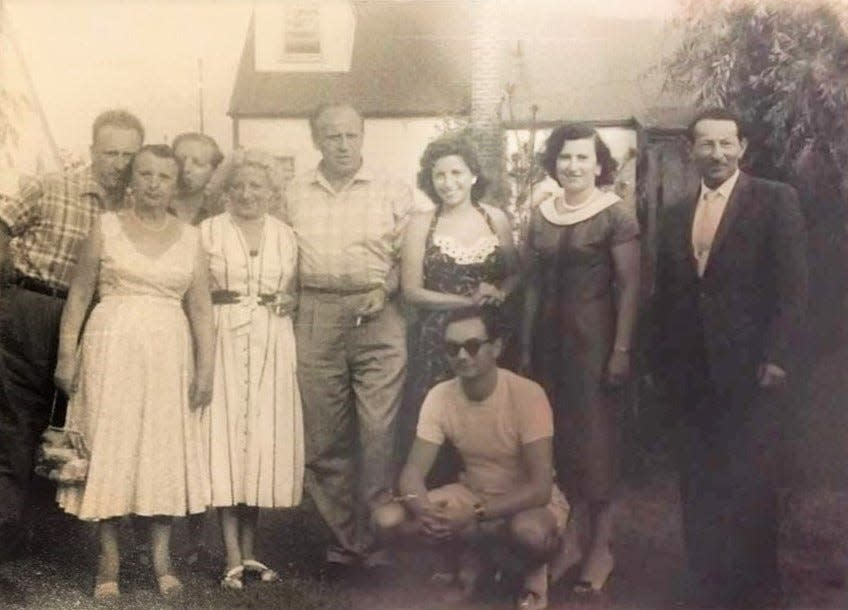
[[301, 284, 385, 296], [9, 275, 68, 299], [210, 290, 276, 305]]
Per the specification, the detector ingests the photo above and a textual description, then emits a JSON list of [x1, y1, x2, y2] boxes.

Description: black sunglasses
[[444, 338, 491, 357]]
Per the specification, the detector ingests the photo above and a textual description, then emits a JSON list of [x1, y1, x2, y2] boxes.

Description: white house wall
[[238, 116, 447, 208]]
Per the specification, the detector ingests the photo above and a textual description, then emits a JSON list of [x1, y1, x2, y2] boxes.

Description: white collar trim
[[539, 189, 621, 226]]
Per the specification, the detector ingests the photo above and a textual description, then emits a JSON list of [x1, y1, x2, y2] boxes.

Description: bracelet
[[613, 345, 631, 354]]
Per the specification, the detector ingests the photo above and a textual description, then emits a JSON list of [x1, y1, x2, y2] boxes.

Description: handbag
[[33, 391, 89, 485]]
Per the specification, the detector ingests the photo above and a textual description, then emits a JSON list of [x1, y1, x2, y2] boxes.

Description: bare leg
[[577, 500, 614, 590], [218, 507, 242, 570], [238, 505, 259, 561], [150, 517, 183, 595], [97, 519, 121, 585], [149, 517, 175, 577], [549, 510, 583, 584], [509, 507, 560, 604]]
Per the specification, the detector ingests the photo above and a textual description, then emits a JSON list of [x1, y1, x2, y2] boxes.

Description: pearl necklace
[[131, 207, 170, 232]]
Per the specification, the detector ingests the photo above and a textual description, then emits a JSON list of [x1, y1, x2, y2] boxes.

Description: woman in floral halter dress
[[399, 134, 520, 475]]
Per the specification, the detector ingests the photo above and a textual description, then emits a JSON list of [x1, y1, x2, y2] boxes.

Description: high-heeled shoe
[[573, 547, 614, 595]]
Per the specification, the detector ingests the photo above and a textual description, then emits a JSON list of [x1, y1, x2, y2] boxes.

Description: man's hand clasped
[[415, 499, 477, 542]]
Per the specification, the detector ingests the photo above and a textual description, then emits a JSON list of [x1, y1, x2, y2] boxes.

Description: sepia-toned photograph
[[1, 1, 847, 608]]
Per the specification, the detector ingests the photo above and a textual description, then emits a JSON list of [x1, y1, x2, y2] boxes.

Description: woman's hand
[[471, 282, 505, 306], [605, 350, 631, 388], [53, 354, 78, 397], [190, 367, 214, 409]]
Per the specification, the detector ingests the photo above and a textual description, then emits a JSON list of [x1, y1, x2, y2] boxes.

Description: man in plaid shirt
[[0, 109, 143, 559], [284, 103, 413, 569]]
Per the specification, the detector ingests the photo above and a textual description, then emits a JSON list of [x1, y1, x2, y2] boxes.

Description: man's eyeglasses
[[444, 338, 491, 357]]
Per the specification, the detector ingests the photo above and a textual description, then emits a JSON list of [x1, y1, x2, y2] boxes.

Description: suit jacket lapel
[[704, 172, 749, 276]]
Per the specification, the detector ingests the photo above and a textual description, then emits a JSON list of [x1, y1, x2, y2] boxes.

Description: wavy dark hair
[[417, 134, 489, 205], [443, 305, 503, 340], [541, 123, 616, 187]]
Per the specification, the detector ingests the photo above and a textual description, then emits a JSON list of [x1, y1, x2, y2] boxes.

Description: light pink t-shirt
[[417, 369, 553, 498]]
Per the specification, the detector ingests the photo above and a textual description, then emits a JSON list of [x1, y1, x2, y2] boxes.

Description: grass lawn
[[2, 472, 847, 610]]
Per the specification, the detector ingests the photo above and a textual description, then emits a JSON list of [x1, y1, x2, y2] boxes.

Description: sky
[[5, 0, 681, 163]]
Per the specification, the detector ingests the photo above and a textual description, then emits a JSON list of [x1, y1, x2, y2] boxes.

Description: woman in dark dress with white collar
[[521, 123, 640, 595]]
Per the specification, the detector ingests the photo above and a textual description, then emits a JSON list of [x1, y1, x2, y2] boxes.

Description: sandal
[[93, 580, 120, 600], [516, 590, 548, 610], [242, 559, 279, 582], [157, 573, 183, 597], [220, 565, 244, 590]]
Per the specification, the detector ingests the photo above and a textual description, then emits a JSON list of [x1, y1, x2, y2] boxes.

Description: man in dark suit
[[654, 108, 807, 608]]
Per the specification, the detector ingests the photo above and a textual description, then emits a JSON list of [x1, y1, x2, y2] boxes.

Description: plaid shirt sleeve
[[0, 175, 42, 236]]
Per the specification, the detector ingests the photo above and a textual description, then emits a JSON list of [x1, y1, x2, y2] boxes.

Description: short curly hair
[[417, 134, 489, 205], [223, 148, 284, 195], [541, 123, 616, 187], [131, 144, 177, 170]]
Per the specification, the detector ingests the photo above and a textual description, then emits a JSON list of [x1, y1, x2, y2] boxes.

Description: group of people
[[0, 101, 806, 610]]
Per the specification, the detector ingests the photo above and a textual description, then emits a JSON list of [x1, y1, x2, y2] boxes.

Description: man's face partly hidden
[[90, 125, 143, 192], [444, 317, 501, 380], [313, 106, 364, 181], [690, 118, 747, 189]]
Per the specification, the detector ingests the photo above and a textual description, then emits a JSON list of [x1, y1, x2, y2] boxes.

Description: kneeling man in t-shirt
[[373, 306, 576, 610]]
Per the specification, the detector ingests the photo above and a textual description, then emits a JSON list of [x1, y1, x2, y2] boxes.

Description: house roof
[[229, 1, 471, 119], [229, 0, 689, 127]]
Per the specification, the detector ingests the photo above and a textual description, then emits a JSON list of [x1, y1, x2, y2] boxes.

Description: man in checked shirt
[[284, 103, 413, 569], [0, 109, 143, 559]]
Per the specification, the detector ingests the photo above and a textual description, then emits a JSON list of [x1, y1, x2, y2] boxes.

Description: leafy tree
[[665, 0, 848, 348], [664, 0, 848, 195]]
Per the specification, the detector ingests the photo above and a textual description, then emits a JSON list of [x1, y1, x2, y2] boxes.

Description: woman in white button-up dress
[[199, 149, 304, 590]]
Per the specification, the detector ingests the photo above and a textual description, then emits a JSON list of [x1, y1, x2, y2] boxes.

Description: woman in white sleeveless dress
[[54, 145, 214, 599], [199, 149, 304, 590]]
